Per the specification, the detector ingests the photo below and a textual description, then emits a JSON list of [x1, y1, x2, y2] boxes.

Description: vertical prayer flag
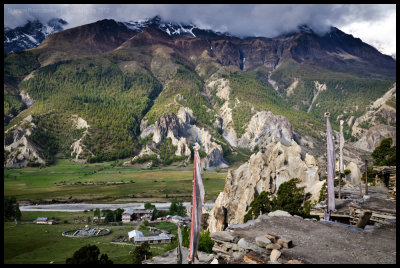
[[188, 145, 205, 263], [339, 119, 344, 174], [325, 112, 336, 220], [177, 223, 183, 264]]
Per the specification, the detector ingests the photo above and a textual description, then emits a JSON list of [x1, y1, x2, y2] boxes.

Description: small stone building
[[34, 217, 55, 224], [122, 208, 153, 223], [93, 216, 105, 223], [128, 230, 174, 245]]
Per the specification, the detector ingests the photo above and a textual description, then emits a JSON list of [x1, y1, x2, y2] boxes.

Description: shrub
[[371, 138, 396, 166], [27, 160, 41, 167], [66, 244, 113, 264], [273, 178, 312, 218], [244, 178, 313, 222], [318, 182, 327, 203], [169, 199, 186, 217], [243, 191, 274, 223], [131, 242, 152, 264], [4, 197, 21, 221], [198, 231, 214, 253]]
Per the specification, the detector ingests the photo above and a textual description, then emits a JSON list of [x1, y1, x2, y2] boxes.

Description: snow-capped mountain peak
[[4, 18, 67, 54], [122, 16, 198, 38], [159, 22, 197, 37]]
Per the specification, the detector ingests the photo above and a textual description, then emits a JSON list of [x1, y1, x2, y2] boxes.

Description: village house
[[34, 217, 55, 225], [122, 208, 153, 223], [128, 230, 174, 245], [169, 215, 191, 226], [93, 216, 106, 223], [154, 215, 190, 226]]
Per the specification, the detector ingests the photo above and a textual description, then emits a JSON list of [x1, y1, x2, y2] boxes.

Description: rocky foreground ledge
[[211, 211, 396, 264]]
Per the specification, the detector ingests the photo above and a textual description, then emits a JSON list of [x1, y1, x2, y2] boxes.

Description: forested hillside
[[16, 57, 162, 163]]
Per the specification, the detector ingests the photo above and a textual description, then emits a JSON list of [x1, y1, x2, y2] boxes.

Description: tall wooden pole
[[324, 111, 335, 221], [338, 119, 344, 199], [365, 160, 368, 195]]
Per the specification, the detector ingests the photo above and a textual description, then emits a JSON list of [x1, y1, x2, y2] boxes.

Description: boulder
[[255, 236, 272, 247], [277, 237, 293, 249], [266, 243, 282, 250], [237, 238, 265, 255], [243, 252, 268, 264], [287, 259, 304, 264], [346, 162, 361, 185], [211, 231, 236, 243], [210, 258, 218, 264], [270, 249, 281, 261]]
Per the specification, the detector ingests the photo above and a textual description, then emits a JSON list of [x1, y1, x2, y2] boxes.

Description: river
[[19, 202, 215, 212]]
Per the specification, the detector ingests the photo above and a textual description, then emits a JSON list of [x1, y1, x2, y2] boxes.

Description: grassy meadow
[[4, 211, 179, 264], [4, 159, 228, 203]]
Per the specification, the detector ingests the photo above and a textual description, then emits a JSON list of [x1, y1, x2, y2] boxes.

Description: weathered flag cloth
[[177, 223, 183, 264], [325, 112, 336, 220], [188, 144, 205, 263], [339, 119, 345, 173]]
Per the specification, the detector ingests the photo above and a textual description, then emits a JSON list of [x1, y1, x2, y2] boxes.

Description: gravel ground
[[230, 216, 396, 264]]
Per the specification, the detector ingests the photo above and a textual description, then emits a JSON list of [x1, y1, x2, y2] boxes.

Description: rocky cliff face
[[351, 83, 396, 152], [237, 111, 294, 148], [70, 115, 93, 162], [208, 140, 323, 233], [206, 76, 295, 149], [139, 106, 228, 169], [353, 125, 396, 153], [4, 115, 45, 168]]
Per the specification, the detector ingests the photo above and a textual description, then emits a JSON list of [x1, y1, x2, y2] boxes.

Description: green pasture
[[4, 211, 178, 264], [4, 159, 227, 203]]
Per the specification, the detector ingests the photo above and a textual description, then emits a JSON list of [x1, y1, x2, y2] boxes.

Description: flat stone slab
[[226, 220, 256, 230], [268, 210, 292, 217], [237, 238, 265, 254], [210, 231, 236, 242], [255, 236, 272, 247]]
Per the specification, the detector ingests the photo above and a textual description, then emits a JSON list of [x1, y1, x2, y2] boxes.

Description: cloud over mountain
[[4, 4, 395, 56]]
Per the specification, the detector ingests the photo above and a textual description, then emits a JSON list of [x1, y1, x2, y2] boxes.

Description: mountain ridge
[[3, 16, 396, 170]]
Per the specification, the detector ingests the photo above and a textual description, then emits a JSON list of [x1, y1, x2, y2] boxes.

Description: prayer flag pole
[[188, 139, 205, 264], [324, 111, 336, 221], [338, 117, 344, 199]]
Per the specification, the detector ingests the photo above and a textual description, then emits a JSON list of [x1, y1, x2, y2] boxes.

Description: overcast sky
[[4, 4, 396, 57]]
